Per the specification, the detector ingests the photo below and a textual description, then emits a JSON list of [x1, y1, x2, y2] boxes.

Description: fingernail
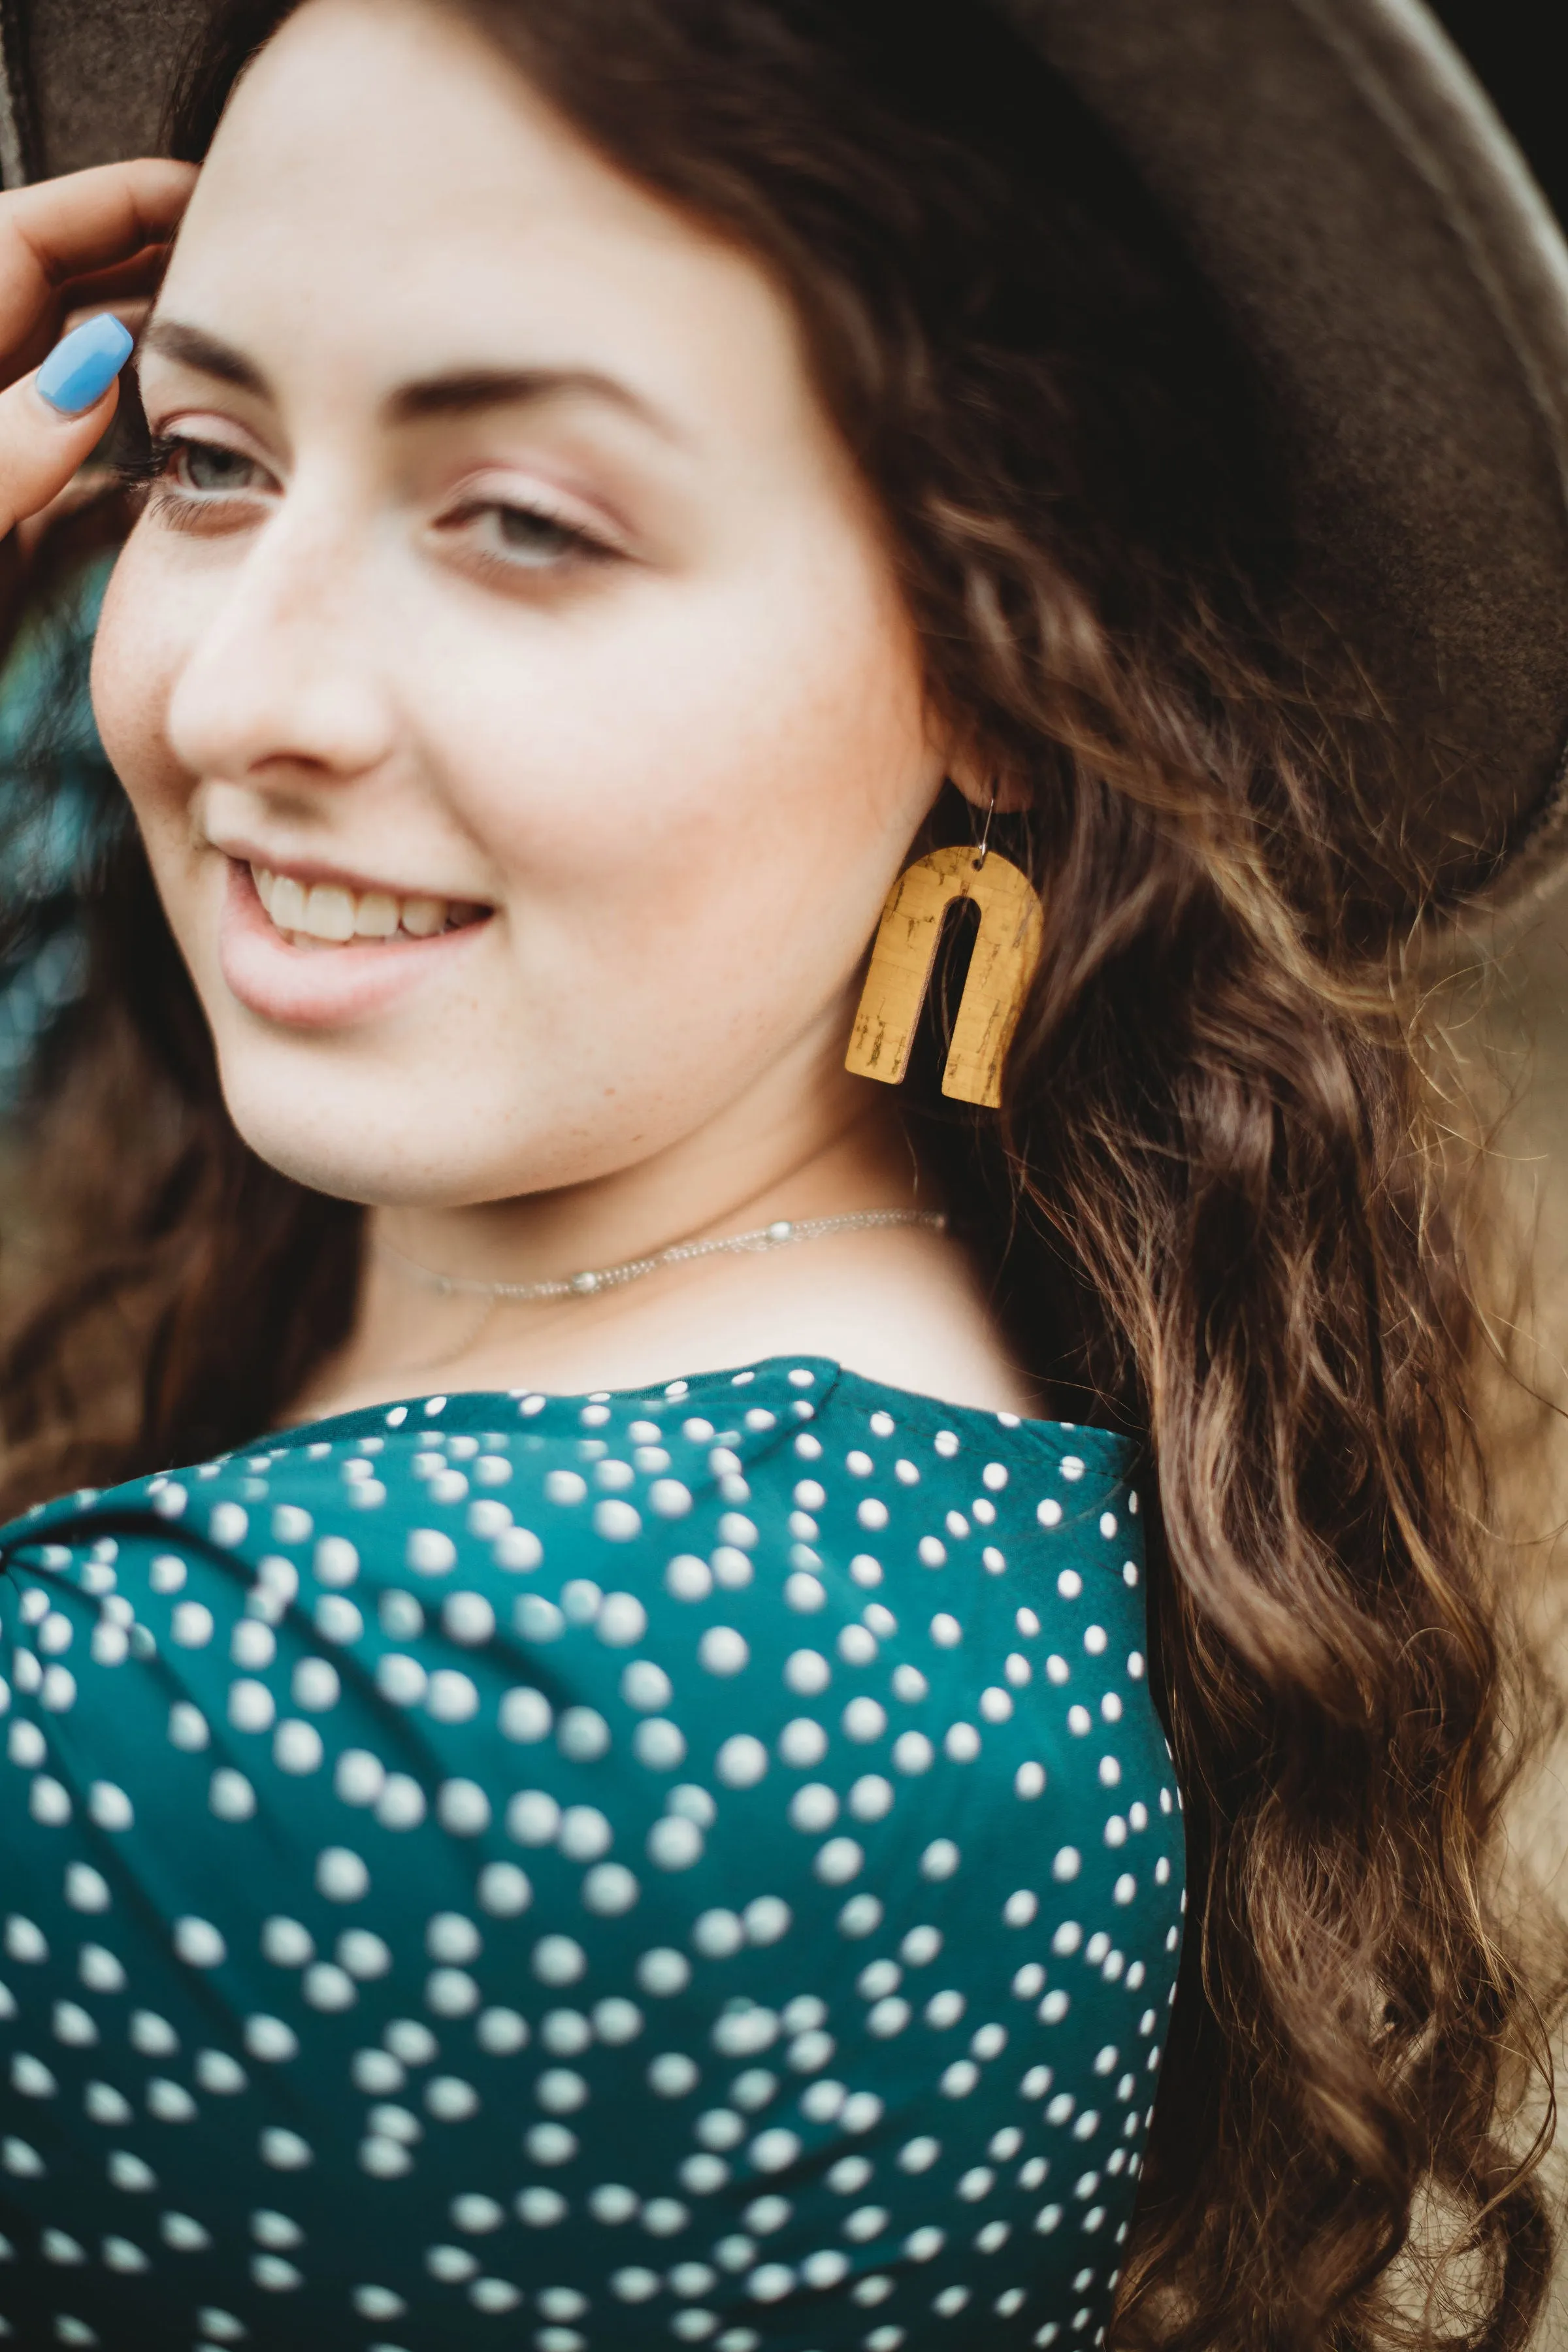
[[35, 315, 135, 417]]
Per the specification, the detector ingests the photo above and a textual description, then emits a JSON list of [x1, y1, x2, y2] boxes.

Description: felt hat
[[5, 0, 1568, 930]]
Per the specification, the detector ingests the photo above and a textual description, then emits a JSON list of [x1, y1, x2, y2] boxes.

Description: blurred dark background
[[1431, 4, 1567, 230]]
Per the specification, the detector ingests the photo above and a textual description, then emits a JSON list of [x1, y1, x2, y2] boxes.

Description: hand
[[0, 159, 196, 543]]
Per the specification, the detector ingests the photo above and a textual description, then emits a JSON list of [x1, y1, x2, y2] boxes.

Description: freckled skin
[[91, 0, 1033, 1418]]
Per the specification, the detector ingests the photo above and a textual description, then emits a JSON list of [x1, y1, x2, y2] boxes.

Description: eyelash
[[116, 432, 617, 573], [115, 433, 250, 502]]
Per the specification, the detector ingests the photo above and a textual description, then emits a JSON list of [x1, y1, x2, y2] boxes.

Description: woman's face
[[93, 0, 943, 1209]]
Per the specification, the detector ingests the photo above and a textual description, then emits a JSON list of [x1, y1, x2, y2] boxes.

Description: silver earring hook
[[973, 782, 997, 871]]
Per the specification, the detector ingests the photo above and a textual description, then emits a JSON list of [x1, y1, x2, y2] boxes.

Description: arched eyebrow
[[386, 365, 679, 442], [140, 317, 269, 397], [139, 318, 683, 443]]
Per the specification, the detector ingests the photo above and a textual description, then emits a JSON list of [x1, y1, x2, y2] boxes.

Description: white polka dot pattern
[[0, 1358, 1183, 2349]]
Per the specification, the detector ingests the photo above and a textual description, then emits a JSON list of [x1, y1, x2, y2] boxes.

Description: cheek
[[417, 546, 934, 1011], [90, 538, 189, 839]]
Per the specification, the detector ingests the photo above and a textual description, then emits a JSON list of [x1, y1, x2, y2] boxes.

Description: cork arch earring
[[845, 841, 1044, 1109]]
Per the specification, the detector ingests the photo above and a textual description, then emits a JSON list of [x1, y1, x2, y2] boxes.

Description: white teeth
[[304, 884, 356, 943], [353, 892, 399, 939], [251, 864, 470, 944]]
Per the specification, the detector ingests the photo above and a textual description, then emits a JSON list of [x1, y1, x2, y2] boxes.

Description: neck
[[374, 1054, 917, 1288], [291, 1030, 943, 1418]]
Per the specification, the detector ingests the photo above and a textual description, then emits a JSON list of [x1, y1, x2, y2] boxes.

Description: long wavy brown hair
[[0, 0, 1558, 2342]]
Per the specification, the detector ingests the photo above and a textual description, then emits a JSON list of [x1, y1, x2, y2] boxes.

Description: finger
[[1, 254, 172, 387], [62, 296, 153, 342], [11, 463, 127, 565], [56, 241, 180, 312], [0, 162, 195, 349], [0, 316, 133, 538]]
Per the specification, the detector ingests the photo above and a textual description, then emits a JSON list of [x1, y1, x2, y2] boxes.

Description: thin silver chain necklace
[[377, 1207, 946, 1305]]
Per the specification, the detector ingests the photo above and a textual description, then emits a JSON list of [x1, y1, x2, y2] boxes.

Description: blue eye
[[462, 500, 613, 572], [122, 433, 265, 498], [175, 440, 261, 494], [435, 491, 612, 575], [494, 505, 584, 561]]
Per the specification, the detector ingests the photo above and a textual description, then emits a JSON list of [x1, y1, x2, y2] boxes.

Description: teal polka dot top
[[0, 1357, 1184, 2352]]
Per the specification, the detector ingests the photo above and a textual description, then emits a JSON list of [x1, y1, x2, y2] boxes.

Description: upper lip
[[210, 834, 493, 908]]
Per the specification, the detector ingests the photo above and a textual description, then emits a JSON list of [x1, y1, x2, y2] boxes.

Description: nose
[[165, 491, 398, 794]]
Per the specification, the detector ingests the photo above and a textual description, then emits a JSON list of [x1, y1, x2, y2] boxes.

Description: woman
[[0, 0, 1561, 2344]]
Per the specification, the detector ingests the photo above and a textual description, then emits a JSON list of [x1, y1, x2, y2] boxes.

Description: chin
[[212, 1058, 610, 1211], [222, 1111, 438, 1210], [214, 1061, 472, 1207]]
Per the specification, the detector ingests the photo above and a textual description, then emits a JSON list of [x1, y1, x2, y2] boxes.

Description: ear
[[942, 738, 1032, 815]]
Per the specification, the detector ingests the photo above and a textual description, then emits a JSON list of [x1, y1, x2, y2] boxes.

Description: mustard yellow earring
[[845, 792, 1044, 1109]]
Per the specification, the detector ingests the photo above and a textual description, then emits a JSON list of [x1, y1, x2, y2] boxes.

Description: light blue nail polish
[[36, 314, 135, 416]]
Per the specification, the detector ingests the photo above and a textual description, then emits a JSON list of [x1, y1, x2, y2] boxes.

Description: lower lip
[[218, 861, 491, 1028]]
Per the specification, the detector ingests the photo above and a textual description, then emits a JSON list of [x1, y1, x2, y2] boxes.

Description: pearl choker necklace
[[378, 1209, 946, 1305]]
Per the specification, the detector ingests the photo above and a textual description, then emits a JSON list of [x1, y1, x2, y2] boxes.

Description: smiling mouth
[[250, 863, 491, 947]]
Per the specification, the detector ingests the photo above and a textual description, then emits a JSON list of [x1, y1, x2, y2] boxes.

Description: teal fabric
[[0, 1356, 1184, 2351]]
